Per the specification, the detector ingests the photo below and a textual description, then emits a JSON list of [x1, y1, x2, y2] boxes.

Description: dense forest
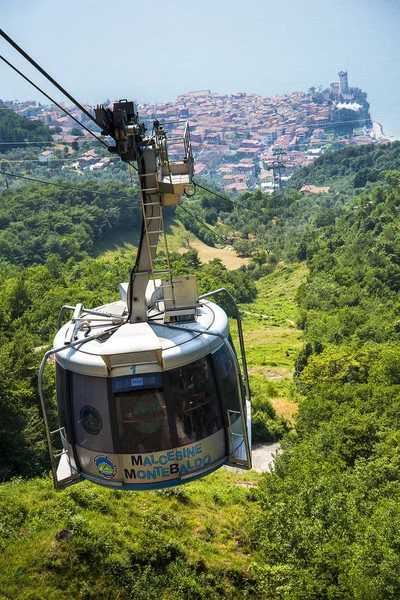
[[288, 141, 400, 188], [252, 173, 400, 599], [0, 105, 58, 152], [0, 181, 140, 265], [0, 108, 400, 598]]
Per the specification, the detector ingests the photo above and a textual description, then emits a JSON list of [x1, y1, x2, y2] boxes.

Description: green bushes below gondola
[[251, 412, 288, 444], [0, 472, 259, 599], [250, 379, 289, 443], [0, 249, 260, 481]]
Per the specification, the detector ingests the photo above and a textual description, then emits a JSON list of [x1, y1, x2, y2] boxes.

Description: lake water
[[1, 0, 399, 137]]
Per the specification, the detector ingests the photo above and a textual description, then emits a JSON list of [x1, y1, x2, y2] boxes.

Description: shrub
[[252, 411, 288, 443]]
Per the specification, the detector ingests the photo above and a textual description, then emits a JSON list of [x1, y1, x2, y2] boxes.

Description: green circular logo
[[94, 455, 117, 479]]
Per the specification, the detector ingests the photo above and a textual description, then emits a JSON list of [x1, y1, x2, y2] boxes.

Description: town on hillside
[[1, 71, 390, 195]]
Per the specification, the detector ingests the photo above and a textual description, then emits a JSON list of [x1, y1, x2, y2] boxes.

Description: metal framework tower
[[95, 100, 195, 323], [271, 147, 286, 199]]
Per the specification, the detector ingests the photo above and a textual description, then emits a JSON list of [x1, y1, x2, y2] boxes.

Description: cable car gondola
[[38, 100, 251, 490]]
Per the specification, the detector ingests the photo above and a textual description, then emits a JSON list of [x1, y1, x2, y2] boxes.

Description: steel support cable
[[0, 29, 98, 126], [128, 161, 139, 172], [1, 31, 140, 171], [0, 140, 90, 146], [0, 55, 109, 148], [0, 169, 140, 202], [1, 32, 140, 168], [192, 180, 261, 214], [178, 204, 227, 245]]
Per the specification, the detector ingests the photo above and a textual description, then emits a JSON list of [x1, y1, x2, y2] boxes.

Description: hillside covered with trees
[[0, 105, 58, 152], [0, 121, 400, 598], [288, 141, 400, 188], [0, 180, 140, 265], [252, 172, 400, 599]]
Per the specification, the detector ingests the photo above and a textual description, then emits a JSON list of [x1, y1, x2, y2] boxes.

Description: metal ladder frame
[[128, 141, 178, 321], [137, 167, 175, 312]]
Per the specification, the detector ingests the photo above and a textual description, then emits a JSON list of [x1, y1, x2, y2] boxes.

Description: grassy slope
[[92, 228, 139, 260], [0, 470, 260, 600], [181, 240, 249, 269], [91, 220, 249, 269], [91, 223, 187, 262], [239, 263, 308, 423], [240, 262, 308, 324], [0, 248, 305, 598]]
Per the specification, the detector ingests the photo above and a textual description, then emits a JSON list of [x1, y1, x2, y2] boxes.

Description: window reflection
[[71, 372, 114, 452], [116, 390, 171, 453], [213, 344, 241, 423], [169, 357, 223, 445]]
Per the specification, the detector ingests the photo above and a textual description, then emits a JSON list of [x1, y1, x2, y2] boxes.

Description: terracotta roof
[[194, 163, 208, 175]]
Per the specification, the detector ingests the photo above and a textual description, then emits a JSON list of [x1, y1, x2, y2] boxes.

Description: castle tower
[[338, 71, 349, 95]]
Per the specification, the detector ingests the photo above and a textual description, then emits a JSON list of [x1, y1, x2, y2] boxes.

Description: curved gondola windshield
[[113, 357, 224, 454], [116, 389, 171, 454], [169, 356, 223, 446], [212, 343, 241, 423]]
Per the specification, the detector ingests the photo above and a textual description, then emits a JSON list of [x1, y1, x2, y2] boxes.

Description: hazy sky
[[1, 0, 400, 135]]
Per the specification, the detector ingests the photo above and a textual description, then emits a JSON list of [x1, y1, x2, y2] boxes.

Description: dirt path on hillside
[[226, 442, 281, 477], [251, 442, 281, 473], [241, 309, 273, 319], [178, 241, 250, 269]]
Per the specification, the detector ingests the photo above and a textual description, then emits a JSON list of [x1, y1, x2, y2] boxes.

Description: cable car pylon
[[38, 99, 252, 490]]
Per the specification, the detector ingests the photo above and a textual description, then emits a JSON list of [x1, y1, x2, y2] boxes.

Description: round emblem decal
[[80, 406, 103, 435], [94, 455, 117, 479]]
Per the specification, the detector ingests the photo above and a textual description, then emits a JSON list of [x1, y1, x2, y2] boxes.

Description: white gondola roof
[[54, 300, 229, 377]]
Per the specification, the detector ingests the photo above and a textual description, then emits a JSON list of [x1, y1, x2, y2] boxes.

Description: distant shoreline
[[371, 120, 386, 140], [371, 120, 398, 142]]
